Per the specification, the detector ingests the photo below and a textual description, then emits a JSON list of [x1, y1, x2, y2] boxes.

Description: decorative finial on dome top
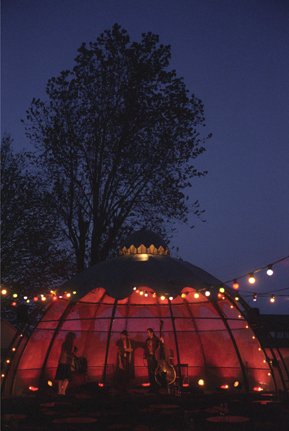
[[119, 228, 170, 256]]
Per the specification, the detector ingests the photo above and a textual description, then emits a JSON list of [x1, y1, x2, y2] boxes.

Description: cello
[[154, 320, 176, 387]]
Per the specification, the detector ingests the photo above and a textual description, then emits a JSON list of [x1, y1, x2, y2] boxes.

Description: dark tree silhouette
[[23, 24, 211, 270], [1, 134, 75, 324]]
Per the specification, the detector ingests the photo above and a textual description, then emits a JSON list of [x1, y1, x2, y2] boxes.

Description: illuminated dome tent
[[8, 229, 284, 395]]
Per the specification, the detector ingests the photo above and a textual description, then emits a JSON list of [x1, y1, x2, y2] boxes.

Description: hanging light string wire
[[241, 287, 289, 298], [223, 255, 289, 285]]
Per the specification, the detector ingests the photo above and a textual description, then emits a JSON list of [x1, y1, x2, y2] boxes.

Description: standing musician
[[143, 328, 163, 393], [55, 331, 78, 395], [116, 330, 145, 391]]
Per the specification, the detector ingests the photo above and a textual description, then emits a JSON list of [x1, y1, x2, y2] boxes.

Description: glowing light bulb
[[248, 273, 255, 284], [144, 291, 148, 297], [139, 290, 144, 296], [12, 347, 16, 351], [233, 280, 239, 289], [1, 289, 7, 295], [13, 293, 18, 298], [205, 290, 210, 297], [152, 293, 156, 298], [133, 287, 137, 291], [194, 292, 199, 299], [41, 296, 46, 301], [66, 293, 71, 298], [270, 295, 275, 303], [160, 295, 165, 300], [169, 296, 173, 301], [12, 302, 17, 306], [34, 296, 39, 301], [73, 291, 77, 295], [198, 379, 205, 386], [253, 293, 257, 302], [53, 296, 57, 301], [266, 265, 273, 276], [235, 296, 239, 301], [219, 286, 225, 293], [23, 296, 28, 300], [181, 293, 186, 298]]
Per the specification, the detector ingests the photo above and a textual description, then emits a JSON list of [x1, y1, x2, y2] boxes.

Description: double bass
[[155, 320, 176, 387]]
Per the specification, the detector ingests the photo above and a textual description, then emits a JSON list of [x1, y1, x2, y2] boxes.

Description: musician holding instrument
[[143, 328, 162, 393], [144, 323, 176, 393]]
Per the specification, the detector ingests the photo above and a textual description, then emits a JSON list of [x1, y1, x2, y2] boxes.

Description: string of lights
[[1, 255, 288, 305], [223, 255, 289, 288]]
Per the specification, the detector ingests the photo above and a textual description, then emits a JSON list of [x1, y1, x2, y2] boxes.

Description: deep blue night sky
[[2, 0, 289, 314]]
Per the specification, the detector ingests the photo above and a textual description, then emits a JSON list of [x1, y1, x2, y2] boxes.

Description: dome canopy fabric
[[58, 254, 227, 301]]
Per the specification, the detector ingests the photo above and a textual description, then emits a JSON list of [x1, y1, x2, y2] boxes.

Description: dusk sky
[[2, 0, 289, 314]]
